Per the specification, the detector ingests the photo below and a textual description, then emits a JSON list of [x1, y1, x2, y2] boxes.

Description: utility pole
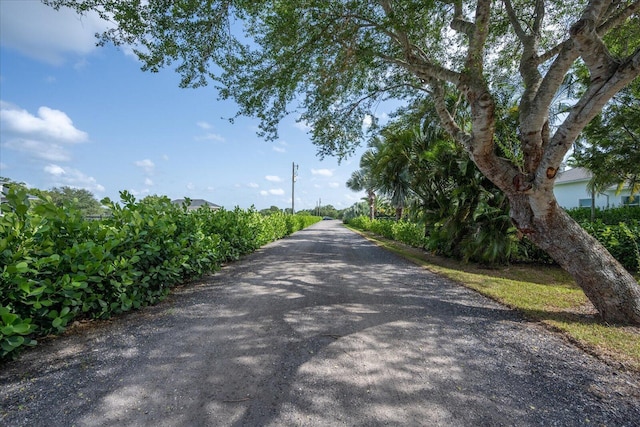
[[291, 162, 298, 214]]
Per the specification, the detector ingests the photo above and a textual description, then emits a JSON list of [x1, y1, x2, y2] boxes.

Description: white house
[[553, 167, 636, 209]]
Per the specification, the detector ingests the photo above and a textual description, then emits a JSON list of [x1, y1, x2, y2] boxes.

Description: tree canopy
[[43, 0, 640, 323], [570, 79, 640, 197], [44, 186, 105, 216]]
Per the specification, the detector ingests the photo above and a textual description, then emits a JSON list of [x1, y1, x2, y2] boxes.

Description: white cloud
[[329, 182, 340, 188], [44, 164, 66, 176], [0, 1, 112, 65], [260, 188, 285, 196], [43, 164, 105, 193], [362, 112, 390, 130], [1, 103, 88, 143], [194, 121, 225, 142], [162, 154, 170, 161], [273, 146, 286, 153], [186, 182, 195, 191], [265, 175, 282, 182], [144, 178, 154, 186], [247, 182, 259, 188], [195, 133, 225, 142], [4, 138, 71, 162], [129, 188, 150, 196], [294, 118, 312, 132], [311, 168, 334, 177], [135, 159, 155, 174], [0, 103, 92, 169]]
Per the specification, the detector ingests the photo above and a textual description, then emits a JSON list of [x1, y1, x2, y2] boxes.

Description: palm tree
[[346, 151, 377, 220], [370, 128, 413, 220]]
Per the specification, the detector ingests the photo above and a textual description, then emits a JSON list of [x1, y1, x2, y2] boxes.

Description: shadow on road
[[1, 221, 639, 426]]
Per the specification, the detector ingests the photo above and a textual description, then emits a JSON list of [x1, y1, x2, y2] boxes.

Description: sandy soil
[[1, 220, 639, 426]]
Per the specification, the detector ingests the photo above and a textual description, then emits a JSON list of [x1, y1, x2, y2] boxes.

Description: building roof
[[172, 198, 221, 209], [554, 167, 592, 185]]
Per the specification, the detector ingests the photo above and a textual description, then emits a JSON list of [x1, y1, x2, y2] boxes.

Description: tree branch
[[598, 0, 640, 35], [502, 0, 527, 42], [430, 80, 472, 151], [465, 0, 491, 74], [381, 54, 463, 86], [541, 47, 640, 184]]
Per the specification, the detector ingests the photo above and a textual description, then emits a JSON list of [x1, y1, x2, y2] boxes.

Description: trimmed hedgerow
[[0, 187, 320, 360]]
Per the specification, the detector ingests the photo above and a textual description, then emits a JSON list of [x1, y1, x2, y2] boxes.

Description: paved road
[[1, 220, 639, 426]]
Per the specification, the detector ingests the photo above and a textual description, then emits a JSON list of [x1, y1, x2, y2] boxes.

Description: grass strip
[[347, 225, 640, 373]]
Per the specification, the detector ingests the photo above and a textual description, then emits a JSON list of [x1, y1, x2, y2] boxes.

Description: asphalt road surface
[[1, 220, 639, 426]]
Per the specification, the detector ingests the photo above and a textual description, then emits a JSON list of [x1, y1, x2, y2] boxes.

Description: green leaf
[[4, 335, 25, 349], [1, 311, 18, 325]]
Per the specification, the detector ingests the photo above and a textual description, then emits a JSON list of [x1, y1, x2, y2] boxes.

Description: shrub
[[566, 206, 640, 224], [392, 221, 426, 248], [579, 220, 640, 272], [0, 187, 320, 361]]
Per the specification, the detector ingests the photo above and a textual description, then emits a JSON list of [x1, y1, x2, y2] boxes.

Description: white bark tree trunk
[[510, 193, 640, 324], [412, 0, 640, 324]]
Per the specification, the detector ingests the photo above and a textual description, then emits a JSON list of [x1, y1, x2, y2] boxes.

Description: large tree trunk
[[510, 193, 640, 324], [407, 1, 640, 324]]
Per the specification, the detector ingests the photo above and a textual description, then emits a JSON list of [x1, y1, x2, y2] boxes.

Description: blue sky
[[0, 1, 389, 211]]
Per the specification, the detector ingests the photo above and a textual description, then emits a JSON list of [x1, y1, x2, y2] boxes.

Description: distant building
[[171, 198, 221, 211], [553, 167, 636, 209], [1, 183, 39, 216]]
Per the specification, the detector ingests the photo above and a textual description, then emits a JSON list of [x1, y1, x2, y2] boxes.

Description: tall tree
[[44, 0, 640, 323], [369, 127, 413, 220], [44, 186, 105, 216], [346, 151, 378, 220]]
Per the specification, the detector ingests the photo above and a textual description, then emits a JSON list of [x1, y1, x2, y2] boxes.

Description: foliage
[[356, 108, 518, 267], [566, 205, 640, 225], [43, 186, 106, 217], [345, 216, 426, 249], [43, 0, 640, 323], [579, 220, 640, 272], [570, 78, 640, 197], [0, 186, 320, 361], [341, 202, 370, 222], [348, 211, 640, 273], [346, 152, 378, 220], [297, 205, 340, 219]]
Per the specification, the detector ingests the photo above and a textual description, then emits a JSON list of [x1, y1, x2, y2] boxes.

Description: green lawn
[[350, 227, 640, 373]]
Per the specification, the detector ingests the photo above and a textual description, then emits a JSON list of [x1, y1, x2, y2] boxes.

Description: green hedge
[[566, 206, 640, 224], [346, 213, 640, 272], [346, 217, 426, 248], [578, 220, 640, 272], [0, 187, 320, 360]]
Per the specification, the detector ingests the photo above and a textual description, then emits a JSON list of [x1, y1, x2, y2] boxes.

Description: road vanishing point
[[1, 220, 639, 426]]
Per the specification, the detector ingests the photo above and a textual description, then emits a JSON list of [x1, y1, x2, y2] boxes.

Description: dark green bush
[[566, 206, 640, 224], [0, 187, 320, 361], [347, 212, 639, 272], [579, 220, 640, 272], [391, 221, 426, 248]]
